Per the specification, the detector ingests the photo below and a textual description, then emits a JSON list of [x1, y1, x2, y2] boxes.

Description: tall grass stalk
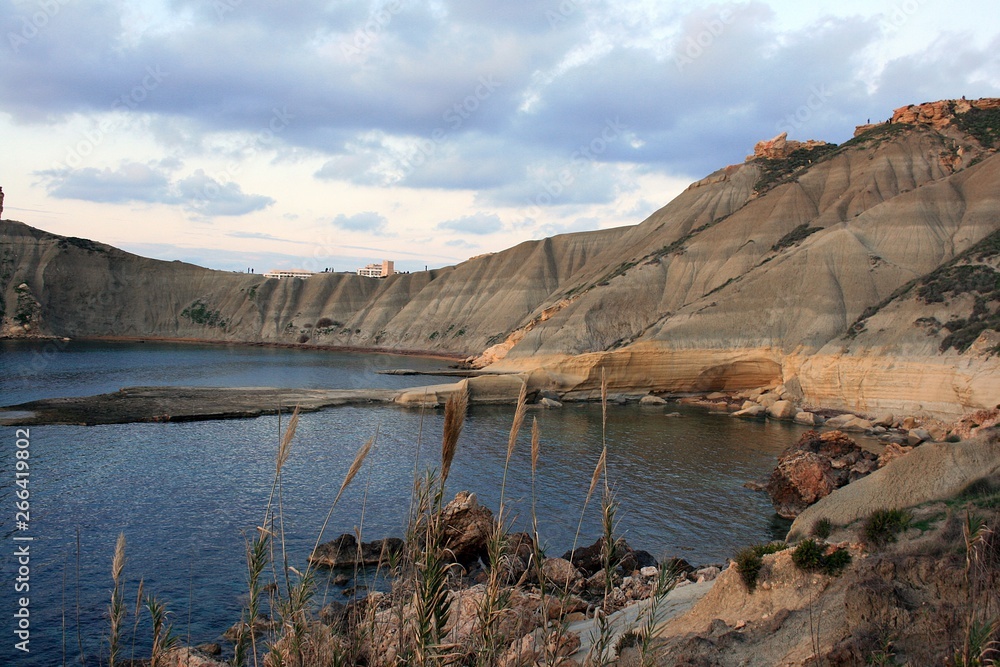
[[638, 562, 678, 667], [108, 532, 127, 667], [146, 595, 179, 667], [129, 577, 145, 663]]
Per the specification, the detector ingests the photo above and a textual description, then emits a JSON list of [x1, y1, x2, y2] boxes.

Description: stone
[[541, 557, 579, 589], [794, 411, 819, 426], [734, 405, 766, 418], [908, 429, 931, 446], [741, 400, 757, 410], [441, 491, 494, 566], [873, 414, 895, 428], [824, 414, 857, 429], [926, 425, 948, 442], [951, 408, 1000, 440], [841, 417, 874, 432], [640, 566, 658, 578], [665, 411, 682, 417], [695, 566, 721, 581], [162, 648, 228, 667], [901, 416, 917, 430], [639, 395, 667, 405], [706, 391, 727, 400], [766, 430, 878, 518], [540, 397, 563, 408], [768, 400, 797, 420], [878, 442, 913, 468], [309, 534, 404, 569], [757, 393, 779, 408]]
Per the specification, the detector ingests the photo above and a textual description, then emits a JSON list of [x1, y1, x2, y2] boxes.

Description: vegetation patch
[[811, 517, 833, 539], [181, 299, 227, 328], [791, 538, 852, 575], [771, 224, 823, 252], [861, 508, 912, 549], [57, 236, 106, 253], [13, 283, 37, 325], [734, 541, 787, 592], [835, 122, 910, 152], [752, 144, 838, 194], [955, 106, 1000, 148]]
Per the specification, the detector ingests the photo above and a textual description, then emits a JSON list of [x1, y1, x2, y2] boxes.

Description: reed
[[108, 532, 126, 667]]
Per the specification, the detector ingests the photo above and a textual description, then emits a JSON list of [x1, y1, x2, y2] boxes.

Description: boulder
[[794, 411, 820, 426], [901, 416, 917, 430], [841, 417, 874, 433], [757, 393, 779, 408], [824, 414, 857, 429], [873, 414, 895, 428], [561, 536, 649, 577], [640, 395, 668, 405], [767, 400, 796, 420], [951, 408, 1000, 440], [441, 491, 494, 566], [877, 442, 913, 468], [541, 557, 579, 589], [540, 397, 563, 408], [706, 392, 728, 400], [162, 648, 228, 667], [733, 405, 766, 418], [309, 534, 404, 568], [908, 429, 931, 446], [765, 430, 878, 518]]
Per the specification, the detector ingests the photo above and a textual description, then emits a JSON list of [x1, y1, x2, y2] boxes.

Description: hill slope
[[3, 99, 999, 418]]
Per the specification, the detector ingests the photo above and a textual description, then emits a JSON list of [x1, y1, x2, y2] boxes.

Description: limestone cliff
[[3, 98, 999, 418]]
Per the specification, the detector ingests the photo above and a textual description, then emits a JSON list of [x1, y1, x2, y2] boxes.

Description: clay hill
[[3, 98, 999, 419]]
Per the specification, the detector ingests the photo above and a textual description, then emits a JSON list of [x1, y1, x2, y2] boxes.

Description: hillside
[[3, 98, 999, 419]]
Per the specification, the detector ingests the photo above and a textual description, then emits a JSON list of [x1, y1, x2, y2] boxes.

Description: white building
[[357, 260, 395, 278], [263, 269, 315, 279]]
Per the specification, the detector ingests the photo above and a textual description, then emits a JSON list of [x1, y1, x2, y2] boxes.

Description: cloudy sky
[[1, 0, 998, 273]]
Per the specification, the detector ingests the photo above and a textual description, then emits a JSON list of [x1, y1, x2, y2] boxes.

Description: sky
[[1, 0, 998, 273]]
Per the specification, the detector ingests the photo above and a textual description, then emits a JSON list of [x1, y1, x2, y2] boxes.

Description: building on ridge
[[357, 260, 395, 278], [263, 268, 315, 279]]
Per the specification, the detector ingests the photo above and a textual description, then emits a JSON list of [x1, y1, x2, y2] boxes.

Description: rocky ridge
[[3, 98, 1000, 419]]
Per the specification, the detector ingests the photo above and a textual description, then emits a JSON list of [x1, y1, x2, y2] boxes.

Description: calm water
[[0, 340, 806, 665]]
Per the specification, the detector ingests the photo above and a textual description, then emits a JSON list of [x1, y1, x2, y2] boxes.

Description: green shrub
[[955, 106, 1000, 148], [862, 508, 912, 548], [734, 542, 786, 592], [792, 539, 852, 575], [812, 518, 833, 539], [772, 224, 823, 252]]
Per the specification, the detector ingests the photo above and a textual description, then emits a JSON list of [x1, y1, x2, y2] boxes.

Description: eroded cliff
[[3, 98, 999, 418]]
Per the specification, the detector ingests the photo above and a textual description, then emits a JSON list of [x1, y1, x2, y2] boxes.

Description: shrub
[[862, 508, 912, 548], [772, 224, 823, 252], [792, 539, 852, 576], [734, 542, 786, 592], [812, 517, 833, 539]]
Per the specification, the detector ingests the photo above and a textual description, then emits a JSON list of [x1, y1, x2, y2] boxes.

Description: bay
[[0, 340, 804, 665]]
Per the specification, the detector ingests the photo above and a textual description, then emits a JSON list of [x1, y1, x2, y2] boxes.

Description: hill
[[3, 98, 999, 418]]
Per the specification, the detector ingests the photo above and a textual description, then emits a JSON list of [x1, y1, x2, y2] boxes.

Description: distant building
[[263, 269, 315, 279], [357, 260, 395, 278]]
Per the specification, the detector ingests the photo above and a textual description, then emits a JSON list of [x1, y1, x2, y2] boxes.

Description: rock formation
[[2, 98, 1000, 419]]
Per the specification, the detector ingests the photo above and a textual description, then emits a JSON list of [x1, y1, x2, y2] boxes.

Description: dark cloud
[[331, 211, 390, 233], [4, 0, 999, 210], [437, 212, 503, 235], [36, 163, 274, 216]]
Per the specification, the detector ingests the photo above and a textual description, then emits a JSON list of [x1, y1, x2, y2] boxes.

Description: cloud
[[436, 212, 503, 235], [227, 231, 306, 244], [36, 162, 274, 216], [331, 211, 390, 233]]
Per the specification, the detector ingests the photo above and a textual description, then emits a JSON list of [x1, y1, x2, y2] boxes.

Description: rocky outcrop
[[766, 430, 878, 519], [746, 132, 832, 160], [4, 99, 1000, 420], [441, 490, 494, 566], [309, 534, 404, 569], [891, 96, 1000, 130]]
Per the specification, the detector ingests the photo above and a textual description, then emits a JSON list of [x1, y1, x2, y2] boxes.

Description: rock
[[927, 425, 948, 442], [541, 557, 579, 589], [162, 648, 228, 667], [794, 411, 820, 426], [878, 442, 913, 468], [540, 397, 563, 408], [733, 405, 765, 418], [741, 400, 757, 410], [824, 414, 857, 429], [873, 414, 895, 428], [309, 534, 404, 568], [640, 566, 659, 578], [706, 391, 727, 400], [441, 491, 494, 566], [561, 536, 646, 577], [908, 429, 931, 446], [195, 643, 222, 657], [499, 627, 580, 667], [695, 566, 721, 582], [767, 400, 796, 420], [747, 132, 831, 161], [757, 393, 779, 408], [901, 416, 917, 430], [640, 395, 668, 405], [951, 408, 1000, 440], [664, 411, 682, 417], [841, 417, 874, 432], [766, 430, 878, 518]]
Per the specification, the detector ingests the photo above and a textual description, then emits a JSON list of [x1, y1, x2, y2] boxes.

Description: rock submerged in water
[[765, 430, 879, 519], [309, 534, 404, 568]]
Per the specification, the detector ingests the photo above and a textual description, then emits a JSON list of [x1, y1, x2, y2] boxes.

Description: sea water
[[0, 340, 805, 664]]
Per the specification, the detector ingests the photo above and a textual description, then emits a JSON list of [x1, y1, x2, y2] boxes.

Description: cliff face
[[3, 99, 999, 418]]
